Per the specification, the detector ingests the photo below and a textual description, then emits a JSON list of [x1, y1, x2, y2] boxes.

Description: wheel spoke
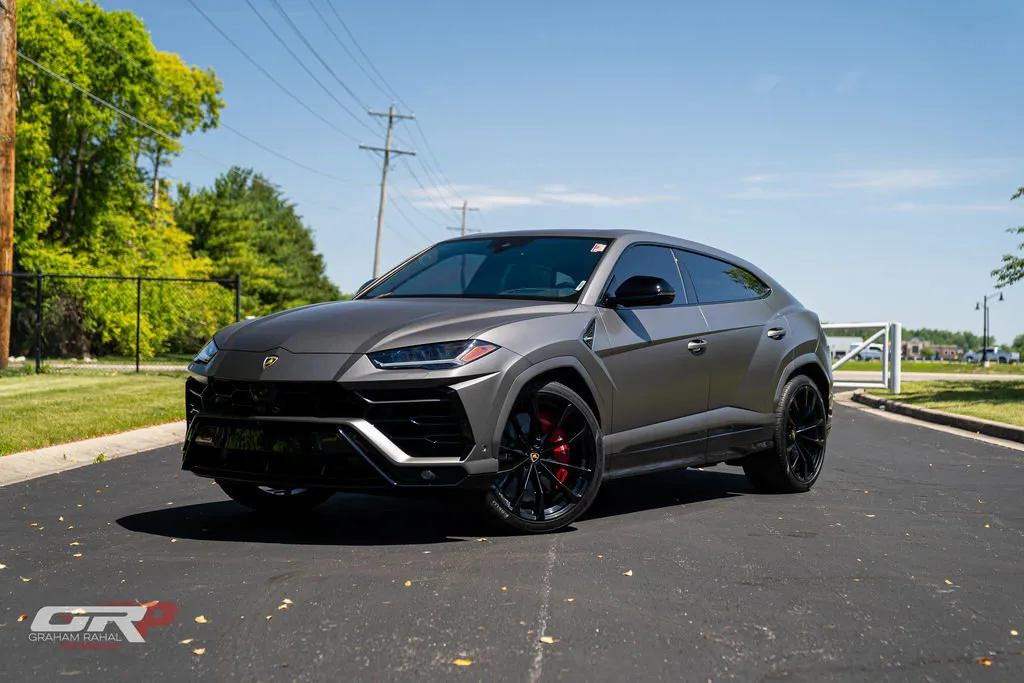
[[543, 402, 575, 444], [532, 464, 546, 521], [538, 462, 582, 501], [529, 394, 544, 441], [497, 457, 530, 475], [512, 463, 534, 513], [540, 458, 592, 474], [798, 434, 825, 446], [544, 426, 587, 453], [794, 420, 824, 434]]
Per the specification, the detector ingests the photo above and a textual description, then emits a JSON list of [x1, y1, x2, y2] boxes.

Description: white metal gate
[[822, 322, 902, 394]]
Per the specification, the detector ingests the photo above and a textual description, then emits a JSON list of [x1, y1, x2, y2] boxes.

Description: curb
[[0, 421, 186, 487], [851, 391, 1024, 444]]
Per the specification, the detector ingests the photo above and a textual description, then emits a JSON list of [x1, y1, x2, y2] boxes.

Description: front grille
[[190, 380, 474, 459], [183, 421, 386, 487]]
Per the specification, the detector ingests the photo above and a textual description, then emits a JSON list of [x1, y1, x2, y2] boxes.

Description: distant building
[[902, 337, 961, 360]]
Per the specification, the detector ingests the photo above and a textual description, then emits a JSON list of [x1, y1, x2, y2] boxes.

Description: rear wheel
[[743, 375, 827, 493], [484, 381, 603, 533], [216, 480, 334, 514]]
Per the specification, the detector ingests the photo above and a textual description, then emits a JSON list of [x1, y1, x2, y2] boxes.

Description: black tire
[[216, 480, 334, 514], [743, 374, 828, 493], [484, 381, 604, 533]]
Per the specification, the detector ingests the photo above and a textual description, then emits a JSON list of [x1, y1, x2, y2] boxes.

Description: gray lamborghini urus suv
[[183, 230, 833, 533]]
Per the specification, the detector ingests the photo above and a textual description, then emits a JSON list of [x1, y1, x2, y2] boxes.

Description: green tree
[[992, 187, 1024, 287], [12, 0, 228, 356], [1012, 334, 1024, 355], [174, 168, 342, 316]]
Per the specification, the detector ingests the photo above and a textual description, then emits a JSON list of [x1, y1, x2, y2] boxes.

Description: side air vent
[[582, 319, 596, 349]]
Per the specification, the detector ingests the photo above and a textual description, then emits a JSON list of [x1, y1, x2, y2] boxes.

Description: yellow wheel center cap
[[529, 452, 540, 463]]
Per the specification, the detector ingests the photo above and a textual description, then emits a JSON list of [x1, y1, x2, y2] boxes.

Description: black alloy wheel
[[743, 374, 827, 493], [484, 381, 603, 533]]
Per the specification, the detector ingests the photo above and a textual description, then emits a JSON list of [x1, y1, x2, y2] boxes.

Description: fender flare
[[489, 356, 608, 457], [774, 352, 832, 405]]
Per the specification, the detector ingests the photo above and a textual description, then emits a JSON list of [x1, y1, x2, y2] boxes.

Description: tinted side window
[[677, 251, 770, 304], [605, 245, 686, 304]]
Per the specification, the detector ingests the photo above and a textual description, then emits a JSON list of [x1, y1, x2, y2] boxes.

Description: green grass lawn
[[866, 380, 1024, 428], [0, 373, 184, 456], [838, 360, 1024, 374]]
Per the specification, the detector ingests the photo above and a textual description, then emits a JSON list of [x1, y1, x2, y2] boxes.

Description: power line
[[305, 0, 391, 102], [322, 0, 465, 202], [186, 0, 362, 144], [16, 52, 369, 191], [324, 0, 404, 105], [400, 156, 456, 223], [47, 1, 367, 185], [388, 192, 433, 244], [265, 0, 376, 122], [245, 0, 374, 136]]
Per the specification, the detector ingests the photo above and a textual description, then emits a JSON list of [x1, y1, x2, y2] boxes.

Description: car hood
[[217, 298, 577, 354]]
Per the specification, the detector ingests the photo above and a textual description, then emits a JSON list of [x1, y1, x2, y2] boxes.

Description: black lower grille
[[189, 379, 474, 459]]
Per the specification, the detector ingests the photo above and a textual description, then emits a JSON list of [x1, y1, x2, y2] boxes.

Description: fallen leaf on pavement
[[865, 514, 876, 518], [282, 598, 293, 605], [170, 539, 178, 543], [977, 657, 992, 666], [277, 604, 289, 611], [944, 579, 953, 585], [404, 580, 412, 587], [193, 648, 206, 656], [138, 600, 159, 608], [565, 598, 575, 602], [622, 570, 633, 577], [179, 638, 193, 645], [500, 587, 507, 591], [985, 524, 990, 528], [18, 614, 28, 622], [1010, 629, 1018, 636], [476, 538, 490, 542], [539, 635, 559, 644], [266, 615, 273, 620], [72, 553, 82, 558], [0, 564, 6, 569], [58, 517, 64, 522], [69, 542, 80, 547], [20, 576, 31, 582], [453, 658, 473, 666], [194, 616, 209, 624], [596, 554, 604, 559]]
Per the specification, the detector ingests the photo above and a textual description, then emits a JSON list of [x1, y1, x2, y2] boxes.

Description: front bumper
[[182, 414, 493, 490]]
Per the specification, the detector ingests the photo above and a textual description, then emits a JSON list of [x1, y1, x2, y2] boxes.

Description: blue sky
[[97, 0, 1024, 345]]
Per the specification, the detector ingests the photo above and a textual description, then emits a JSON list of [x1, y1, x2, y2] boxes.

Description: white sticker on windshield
[[591, 243, 607, 253], [575, 280, 587, 292]]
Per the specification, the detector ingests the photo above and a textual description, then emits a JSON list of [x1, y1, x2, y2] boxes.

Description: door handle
[[687, 339, 707, 354], [767, 328, 786, 340]]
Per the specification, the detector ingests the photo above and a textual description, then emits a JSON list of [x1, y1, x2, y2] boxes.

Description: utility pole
[[360, 104, 414, 278], [446, 201, 480, 237], [0, 0, 17, 371]]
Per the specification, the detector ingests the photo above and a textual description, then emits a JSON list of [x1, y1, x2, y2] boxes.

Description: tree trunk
[[64, 128, 88, 242]]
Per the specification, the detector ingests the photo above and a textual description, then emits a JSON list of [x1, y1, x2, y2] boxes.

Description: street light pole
[[975, 291, 1004, 367]]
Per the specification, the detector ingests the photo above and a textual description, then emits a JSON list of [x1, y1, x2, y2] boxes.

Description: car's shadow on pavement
[[116, 467, 754, 546]]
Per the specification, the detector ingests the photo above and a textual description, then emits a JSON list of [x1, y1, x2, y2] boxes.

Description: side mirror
[[607, 275, 675, 308]]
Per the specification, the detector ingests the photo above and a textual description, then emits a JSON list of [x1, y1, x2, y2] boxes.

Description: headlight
[[193, 339, 219, 365], [368, 340, 499, 370]]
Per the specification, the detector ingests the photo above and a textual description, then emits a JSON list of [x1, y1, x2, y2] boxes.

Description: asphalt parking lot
[[1, 404, 1021, 682]]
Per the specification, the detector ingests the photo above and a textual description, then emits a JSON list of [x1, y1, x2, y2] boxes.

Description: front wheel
[[743, 375, 828, 493], [483, 381, 604, 533], [216, 480, 334, 514]]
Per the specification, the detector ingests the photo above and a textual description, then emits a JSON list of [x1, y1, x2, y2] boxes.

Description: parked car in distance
[[851, 343, 884, 361], [963, 347, 1020, 364], [182, 229, 834, 533]]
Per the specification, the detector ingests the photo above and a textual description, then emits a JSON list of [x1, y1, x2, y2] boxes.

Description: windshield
[[360, 236, 613, 302]]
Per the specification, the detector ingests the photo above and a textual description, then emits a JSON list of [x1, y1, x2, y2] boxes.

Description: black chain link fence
[[2, 272, 241, 372]]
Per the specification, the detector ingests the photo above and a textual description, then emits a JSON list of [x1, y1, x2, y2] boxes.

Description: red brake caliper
[[537, 413, 570, 483]]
